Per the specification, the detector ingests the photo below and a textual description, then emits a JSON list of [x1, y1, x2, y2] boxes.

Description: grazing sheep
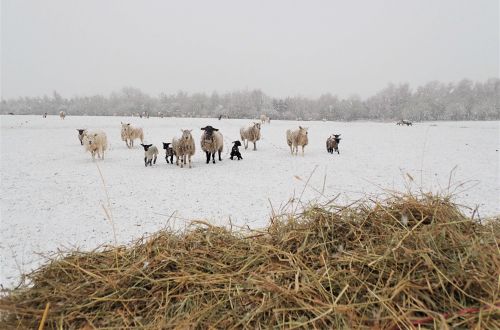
[[59, 111, 66, 120], [230, 141, 243, 160], [141, 144, 159, 167], [76, 129, 87, 146], [326, 134, 341, 154], [120, 122, 144, 148], [173, 129, 196, 168], [162, 142, 174, 164], [240, 122, 261, 151], [286, 126, 309, 156], [200, 126, 224, 164], [83, 130, 108, 160]]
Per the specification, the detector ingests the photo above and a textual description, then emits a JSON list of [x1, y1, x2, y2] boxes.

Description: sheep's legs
[[244, 139, 248, 149], [302, 146, 305, 156], [144, 157, 148, 166], [188, 155, 192, 168], [212, 152, 215, 164], [205, 152, 211, 164], [218, 150, 222, 161], [153, 155, 157, 164], [253, 141, 257, 151]]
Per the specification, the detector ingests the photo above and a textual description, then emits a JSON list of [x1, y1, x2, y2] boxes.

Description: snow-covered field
[[1, 115, 499, 288]]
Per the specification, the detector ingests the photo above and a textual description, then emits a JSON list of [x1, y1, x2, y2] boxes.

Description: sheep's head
[[201, 126, 219, 139], [77, 129, 86, 135], [232, 140, 242, 147], [84, 133, 99, 146], [121, 122, 131, 131], [253, 122, 261, 130], [298, 126, 309, 135], [162, 142, 171, 150], [141, 143, 153, 151], [181, 129, 193, 141]]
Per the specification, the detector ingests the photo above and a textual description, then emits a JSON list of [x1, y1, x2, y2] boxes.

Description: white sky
[[1, 0, 499, 99]]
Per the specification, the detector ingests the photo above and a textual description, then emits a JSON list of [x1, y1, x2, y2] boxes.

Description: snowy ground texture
[[1, 115, 499, 288]]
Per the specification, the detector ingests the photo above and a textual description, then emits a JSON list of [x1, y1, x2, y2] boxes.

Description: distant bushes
[[2, 78, 499, 121]]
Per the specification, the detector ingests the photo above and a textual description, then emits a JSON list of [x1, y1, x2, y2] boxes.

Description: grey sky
[[1, 0, 498, 99]]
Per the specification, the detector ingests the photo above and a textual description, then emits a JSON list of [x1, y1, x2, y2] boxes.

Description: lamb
[[172, 129, 196, 168], [120, 122, 144, 148], [162, 142, 174, 164], [76, 129, 87, 146], [326, 134, 341, 154], [230, 141, 243, 160], [82, 130, 108, 160], [141, 144, 159, 167], [200, 126, 224, 164], [59, 111, 66, 120], [240, 122, 261, 150], [286, 126, 309, 156]]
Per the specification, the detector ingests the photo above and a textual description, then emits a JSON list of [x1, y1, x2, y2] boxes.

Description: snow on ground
[[1, 115, 499, 288]]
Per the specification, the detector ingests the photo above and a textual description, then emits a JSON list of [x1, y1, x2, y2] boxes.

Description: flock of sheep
[[76, 119, 342, 166]]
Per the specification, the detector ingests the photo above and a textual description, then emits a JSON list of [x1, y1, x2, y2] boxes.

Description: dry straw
[[1, 192, 499, 329]]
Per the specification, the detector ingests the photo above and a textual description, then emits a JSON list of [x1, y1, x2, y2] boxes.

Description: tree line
[[2, 78, 498, 121]]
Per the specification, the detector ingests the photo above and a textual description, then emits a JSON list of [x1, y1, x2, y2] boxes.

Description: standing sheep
[[326, 134, 341, 154], [173, 129, 196, 168], [59, 111, 66, 120], [83, 130, 108, 160], [162, 142, 174, 164], [140, 144, 159, 167], [200, 126, 224, 164], [240, 122, 261, 151], [286, 126, 309, 156], [120, 122, 144, 148], [76, 129, 87, 146]]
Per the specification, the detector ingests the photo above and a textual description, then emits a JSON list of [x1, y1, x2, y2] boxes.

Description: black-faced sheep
[[230, 141, 243, 160], [173, 129, 196, 168], [286, 126, 309, 156], [77, 129, 87, 146], [141, 144, 159, 167], [200, 126, 224, 164], [162, 142, 174, 164], [120, 122, 144, 148], [240, 122, 261, 150], [326, 134, 341, 154], [83, 130, 108, 160]]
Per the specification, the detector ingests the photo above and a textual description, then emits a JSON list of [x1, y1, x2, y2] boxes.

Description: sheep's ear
[[213, 128, 219, 131], [201, 127, 206, 130], [299, 126, 303, 129], [189, 129, 192, 132]]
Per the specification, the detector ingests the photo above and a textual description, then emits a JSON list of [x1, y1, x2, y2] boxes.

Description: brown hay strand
[[1, 193, 499, 329]]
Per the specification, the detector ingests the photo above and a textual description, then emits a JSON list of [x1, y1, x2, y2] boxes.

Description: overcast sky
[[1, 0, 498, 99]]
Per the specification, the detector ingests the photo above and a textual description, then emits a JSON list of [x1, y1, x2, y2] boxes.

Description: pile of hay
[[1, 193, 499, 329]]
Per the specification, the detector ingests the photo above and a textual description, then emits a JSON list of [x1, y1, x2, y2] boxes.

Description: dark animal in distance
[[230, 141, 243, 160], [162, 142, 174, 164], [397, 120, 412, 126], [326, 134, 341, 154]]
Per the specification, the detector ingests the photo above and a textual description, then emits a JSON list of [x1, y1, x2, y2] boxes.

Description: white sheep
[[76, 129, 87, 146], [120, 122, 144, 148], [286, 126, 309, 156], [200, 126, 224, 164], [140, 144, 159, 167], [83, 130, 108, 160], [59, 111, 66, 120], [240, 122, 261, 150], [173, 129, 196, 168]]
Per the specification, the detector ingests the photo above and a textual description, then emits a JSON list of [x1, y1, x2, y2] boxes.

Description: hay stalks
[[1, 192, 499, 329]]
